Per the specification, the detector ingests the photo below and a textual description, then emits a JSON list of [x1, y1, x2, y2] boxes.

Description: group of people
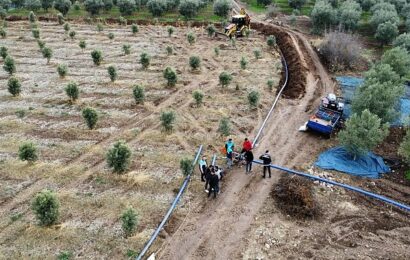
[[198, 137, 274, 199]]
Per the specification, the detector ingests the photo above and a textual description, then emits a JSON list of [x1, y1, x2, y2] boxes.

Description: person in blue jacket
[[225, 138, 235, 169]]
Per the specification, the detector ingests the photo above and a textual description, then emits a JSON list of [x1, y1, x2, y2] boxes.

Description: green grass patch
[[274, 0, 316, 16], [242, 0, 270, 13]]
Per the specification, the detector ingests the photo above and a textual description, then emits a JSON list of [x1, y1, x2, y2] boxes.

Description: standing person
[[259, 150, 272, 178], [199, 156, 207, 182], [208, 170, 220, 199], [225, 138, 235, 169], [242, 138, 253, 153], [204, 166, 212, 193], [244, 149, 254, 173]]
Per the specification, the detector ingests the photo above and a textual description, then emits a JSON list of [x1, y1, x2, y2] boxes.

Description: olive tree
[[133, 85, 145, 104], [375, 21, 398, 46], [82, 107, 98, 129], [160, 110, 176, 132], [57, 64, 68, 78], [8, 77, 21, 96], [338, 110, 389, 158], [0, 46, 7, 59], [139, 52, 150, 69], [41, 46, 52, 63], [107, 65, 117, 82], [192, 90, 203, 106], [180, 157, 193, 176], [167, 26, 174, 37], [41, 0, 53, 11], [189, 55, 201, 70], [288, 0, 306, 10], [147, 0, 167, 16], [163, 66, 177, 86], [79, 40, 86, 50], [213, 0, 231, 18], [187, 31, 196, 45], [338, 0, 362, 31], [248, 90, 260, 108], [257, 0, 271, 6], [84, 0, 104, 15], [179, 0, 199, 19], [25, 0, 41, 11], [19, 142, 38, 162], [91, 50, 103, 65], [103, 0, 113, 11], [131, 24, 139, 34], [219, 71, 232, 87], [393, 33, 410, 52], [218, 117, 230, 136], [117, 0, 137, 16], [381, 46, 410, 78], [65, 81, 79, 102], [106, 141, 132, 173], [54, 0, 72, 16], [311, 0, 337, 34], [3, 56, 16, 74], [121, 207, 138, 238], [370, 9, 400, 30], [32, 189, 59, 226], [0, 0, 11, 10]]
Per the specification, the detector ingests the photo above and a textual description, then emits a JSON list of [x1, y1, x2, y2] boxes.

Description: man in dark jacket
[[208, 171, 220, 199], [244, 149, 254, 173], [204, 166, 212, 192], [259, 150, 272, 178]]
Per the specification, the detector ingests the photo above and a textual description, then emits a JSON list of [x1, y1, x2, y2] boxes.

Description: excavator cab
[[224, 8, 250, 38]]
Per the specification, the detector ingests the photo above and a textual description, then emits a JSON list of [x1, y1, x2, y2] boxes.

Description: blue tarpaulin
[[315, 147, 390, 178]]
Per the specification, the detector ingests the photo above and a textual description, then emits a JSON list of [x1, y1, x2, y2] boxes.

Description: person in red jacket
[[242, 138, 252, 153]]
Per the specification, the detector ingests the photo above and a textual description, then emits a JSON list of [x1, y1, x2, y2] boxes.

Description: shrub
[[8, 77, 21, 96], [82, 107, 98, 129], [108, 32, 114, 40], [339, 110, 388, 158], [107, 65, 117, 82], [375, 21, 398, 46], [37, 39, 45, 49], [28, 11, 36, 22], [121, 207, 138, 238], [117, 0, 136, 16], [288, 0, 306, 10], [358, 0, 375, 12], [106, 140, 132, 173], [91, 50, 103, 65], [0, 0, 11, 10], [189, 55, 201, 70], [311, 0, 337, 34], [393, 33, 410, 52], [266, 35, 276, 48], [131, 24, 139, 34], [147, 0, 167, 16], [31, 189, 59, 226], [103, 0, 113, 11], [57, 251, 73, 260], [218, 117, 230, 136], [57, 13, 64, 24], [240, 56, 247, 69], [364, 63, 401, 85], [54, 0, 72, 16], [248, 90, 260, 108], [32, 28, 40, 39], [267, 79, 274, 91], [160, 110, 176, 132], [96, 23, 104, 32], [339, 0, 362, 31], [319, 31, 362, 71], [213, 0, 231, 18], [214, 47, 220, 56], [0, 27, 6, 38], [370, 9, 400, 30], [25, 0, 41, 11], [133, 85, 145, 104], [206, 24, 216, 37], [192, 90, 203, 106], [163, 66, 177, 86], [73, 0, 80, 10], [79, 40, 86, 50], [179, 0, 199, 19], [42, 46, 52, 63], [139, 52, 150, 69], [399, 130, 410, 165], [0, 46, 8, 59], [257, 0, 271, 6], [253, 48, 261, 59], [65, 82, 79, 102], [19, 142, 38, 162], [187, 31, 195, 45], [122, 44, 131, 55], [167, 26, 174, 37], [166, 45, 173, 55], [69, 30, 76, 39], [180, 157, 193, 176], [3, 56, 15, 74], [381, 47, 410, 78], [84, 0, 104, 15], [63, 22, 70, 32], [57, 64, 68, 78], [219, 71, 232, 87]]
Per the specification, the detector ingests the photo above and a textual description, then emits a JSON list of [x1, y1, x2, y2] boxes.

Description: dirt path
[[158, 2, 335, 259]]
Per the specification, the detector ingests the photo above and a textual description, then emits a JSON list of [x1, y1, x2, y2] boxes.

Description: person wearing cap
[[259, 150, 272, 178]]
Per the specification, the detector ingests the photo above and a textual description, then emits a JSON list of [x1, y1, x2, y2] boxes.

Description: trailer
[[307, 107, 343, 136]]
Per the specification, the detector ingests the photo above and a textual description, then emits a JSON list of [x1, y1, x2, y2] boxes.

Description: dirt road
[[158, 2, 335, 259]]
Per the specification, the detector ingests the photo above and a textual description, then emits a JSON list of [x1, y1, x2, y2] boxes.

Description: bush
[[187, 31, 196, 45], [69, 30, 76, 39], [179, 0, 199, 19], [25, 0, 41, 11], [339, 110, 388, 158], [189, 55, 201, 70], [375, 21, 398, 46], [206, 24, 216, 37], [319, 31, 362, 71], [167, 26, 174, 37], [401, 3, 410, 17], [139, 52, 150, 69], [253, 48, 261, 59], [370, 9, 400, 30], [166, 45, 173, 55], [219, 71, 232, 87], [358, 0, 375, 12], [73, 0, 80, 10], [54, 0, 72, 16], [57, 64, 68, 78], [131, 24, 138, 34], [122, 44, 131, 55], [65, 81, 79, 102], [63, 22, 70, 32], [180, 157, 193, 176], [339, 0, 362, 31], [0, 27, 6, 38], [0, 0, 11, 10], [19, 142, 38, 162], [381, 46, 410, 78], [0, 46, 8, 59], [267, 79, 274, 91], [91, 50, 103, 65], [133, 85, 145, 104], [28, 11, 36, 22], [82, 107, 98, 129], [103, 0, 113, 11], [32, 189, 59, 226], [106, 140, 132, 173], [288, 0, 306, 10], [42, 46, 52, 63], [192, 90, 203, 106], [3, 56, 15, 74], [121, 207, 138, 238], [364, 63, 401, 86], [57, 13, 64, 24], [8, 77, 21, 96], [84, 0, 104, 15], [240, 56, 247, 69], [32, 28, 40, 39], [163, 66, 177, 86], [218, 117, 230, 136], [96, 22, 104, 32], [108, 32, 114, 40], [248, 90, 260, 108], [399, 130, 410, 165], [266, 35, 276, 48], [79, 40, 86, 50], [147, 0, 167, 16], [311, 0, 337, 34], [117, 0, 136, 15], [57, 251, 73, 260], [213, 0, 231, 18], [160, 110, 176, 132], [257, 0, 271, 6], [107, 65, 117, 82], [393, 33, 410, 52], [37, 39, 45, 49]]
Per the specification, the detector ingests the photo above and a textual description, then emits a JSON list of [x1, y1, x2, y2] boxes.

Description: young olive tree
[[19, 142, 38, 162], [213, 0, 231, 18], [187, 31, 196, 45], [160, 110, 176, 132], [8, 77, 21, 96], [84, 0, 104, 15], [42, 46, 52, 63], [267, 79, 274, 91], [240, 56, 247, 69], [140, 52, 150, 69], [107, 65, 117, 82], [0, 27, 6, 38], [57, 13, 65, 25], [0, 46, 7, 59], [117, 0, 136, 16], [219, 71, 232, 87], [57, 64, 68, 78], [32, 28, 40, 39], [69, 30, 76, 39], [32, 189, 59, 226], [79, 40, 86, 51], [123, 44, 131, 55], [37, 39, 45, 49], [163, 67, 177, 87], [189, 55, 201, 70], [91, 50, 103, 65], [65, 81, 79, 102], [131, 24, 139, 35], [106, 140, 132, 174], [167, 26, 174, 37], [121, 207, 138, 238], [166, 45, 173, 55], [207, 24, 216, 37], [192, 90, 203, 107], [63, 22, 70, 32], [133, 85, 145, 104], [54, 0, 72, 16], [28, 11, 37, 22], [3, 56, 16, 75], [218, 117, 230, 136], [82, 107, 98, 129], [248, 90, 260, 108], [180, 157, 193, 176]]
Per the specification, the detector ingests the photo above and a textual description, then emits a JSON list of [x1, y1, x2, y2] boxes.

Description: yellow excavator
[[224, 8, 251, 38]]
